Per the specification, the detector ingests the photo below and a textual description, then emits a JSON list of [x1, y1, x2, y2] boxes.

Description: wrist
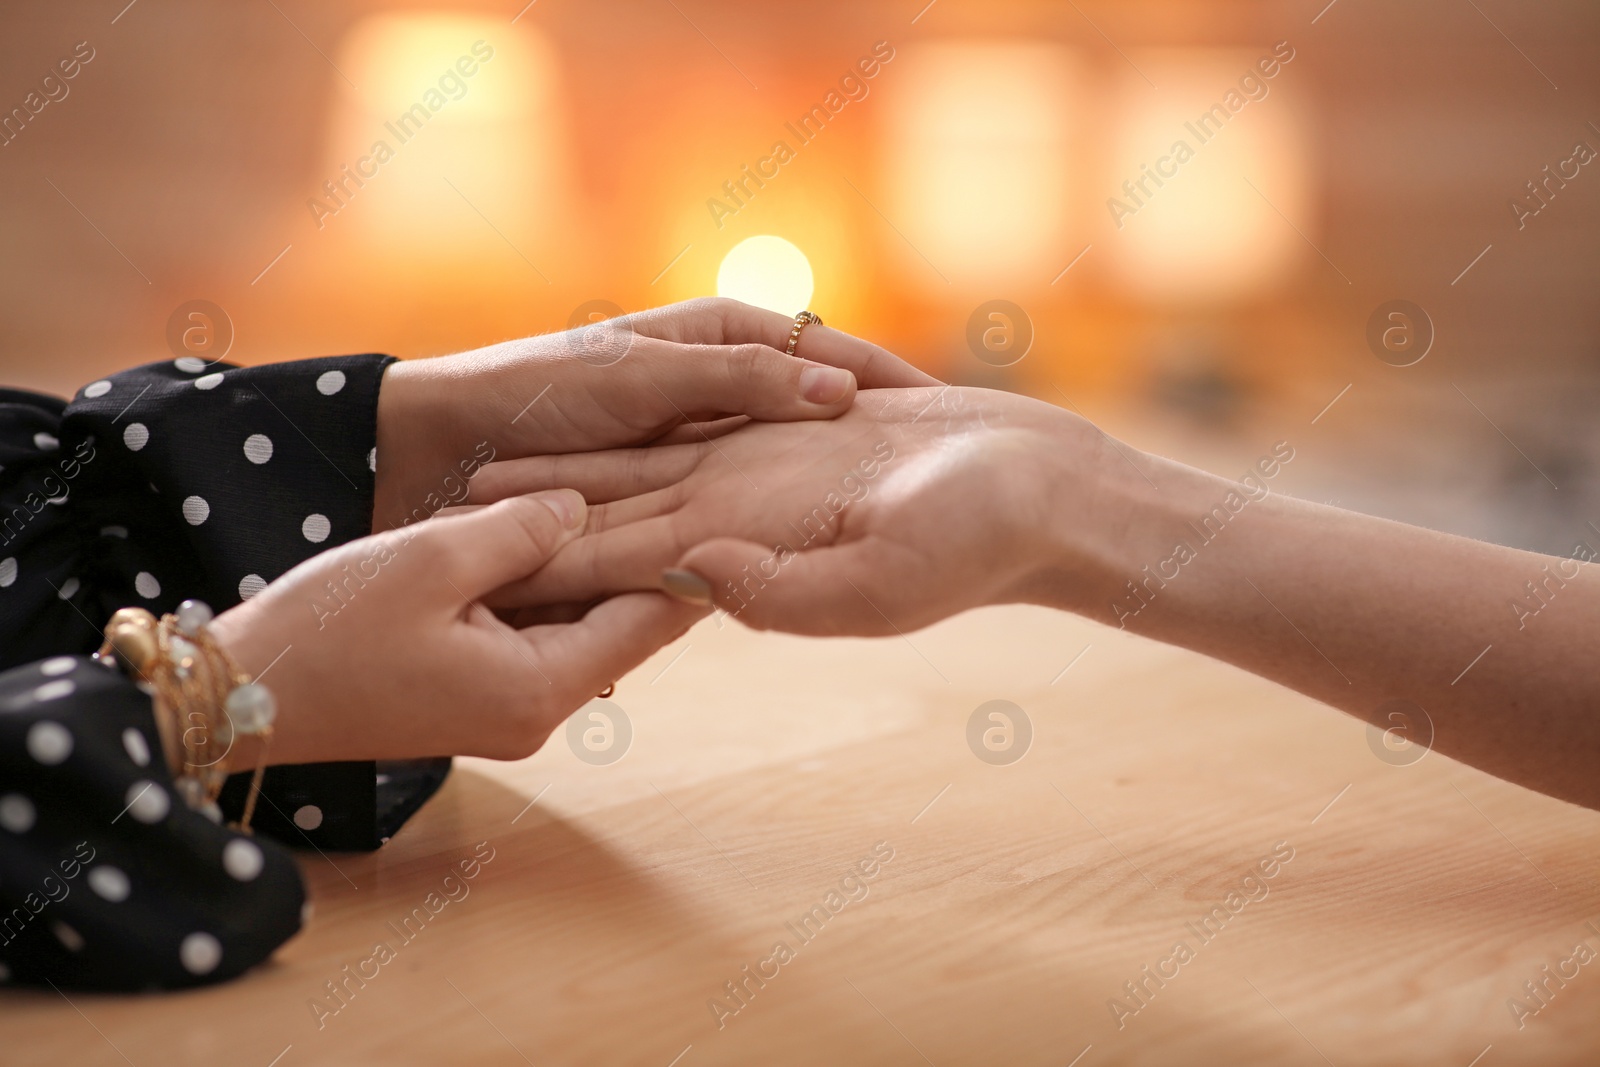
[[1011, 413, 1210, 623]]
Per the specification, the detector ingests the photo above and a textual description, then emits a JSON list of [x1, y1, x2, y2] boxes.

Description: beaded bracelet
[[96, 599, 276, 832]]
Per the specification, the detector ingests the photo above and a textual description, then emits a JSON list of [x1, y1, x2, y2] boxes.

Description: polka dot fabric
[[0, 356, 394, 990], [0, 656, 304, 989]]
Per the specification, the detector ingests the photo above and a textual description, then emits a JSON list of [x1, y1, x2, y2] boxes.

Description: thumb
[[417, 489, 587, 599], [664, 537, 894, 637]]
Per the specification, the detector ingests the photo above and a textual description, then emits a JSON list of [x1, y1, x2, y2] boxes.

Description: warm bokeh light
[[322, 13, 565, 255], [880, 41, 1083, 289], [716, 236, 815, 315], [1104, 49, 1315, 303]]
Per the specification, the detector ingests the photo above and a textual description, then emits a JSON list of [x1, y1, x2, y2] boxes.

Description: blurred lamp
[[717, 236, 815, 315], [322, 13, 562, 253], [880, 42, 1083, 288], [1104, 49, 1314, 302]]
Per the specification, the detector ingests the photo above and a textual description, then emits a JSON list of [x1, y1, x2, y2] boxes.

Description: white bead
[[175, 599, 213, 635], [169, 636, 197, 676], [226, 683, 277, 734]]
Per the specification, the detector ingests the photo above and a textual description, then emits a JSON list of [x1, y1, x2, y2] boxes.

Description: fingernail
[[661, 568, 714, 606], [539, 489, 586, 530], [799, 366, 853, 405]]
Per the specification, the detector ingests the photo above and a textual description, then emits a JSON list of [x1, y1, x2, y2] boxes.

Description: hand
[[469, 388, 1114, 635], [373, 298, 941, 531], [208, 490, 704, 764]]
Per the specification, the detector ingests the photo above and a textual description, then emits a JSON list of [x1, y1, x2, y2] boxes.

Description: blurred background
[[3, 0, 1597, 557]]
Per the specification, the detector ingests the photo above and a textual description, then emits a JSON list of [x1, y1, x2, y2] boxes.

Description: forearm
[[1034, 439, 1600, 808]]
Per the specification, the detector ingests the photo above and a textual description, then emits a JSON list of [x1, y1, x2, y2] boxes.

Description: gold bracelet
[[97, 599, 276, 833]]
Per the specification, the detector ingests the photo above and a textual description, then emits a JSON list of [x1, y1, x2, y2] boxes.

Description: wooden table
[[7, 607, 1600, 1066]]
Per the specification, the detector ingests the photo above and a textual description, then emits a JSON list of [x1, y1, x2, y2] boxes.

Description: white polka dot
[[135, 571, 161, 599], [180, 932, 222, 975], [123, 423, 149, 451], [182, 495, 210, 525], [0, 558, 15, 587], [26, 722, 72, 765], [0, 962, 11, 981], [0, 794, 36, 833], [52, 922, 84, 952], [101, 525, 128, 538], [174, 356, 208, 374], [223, 838, 264, 881], [315, 370, 346, 395], [33, 432, 58, 451], [40, 656, 76, 676], [239, 573, 267, 600], [57, 577, 80, 600], [122, 727, 151, 766], [83, 379, 113, 398], [243, 434, 273, 464], [126, 780, 170, 823], [194, 372, 224, 390], [32, 679, 74, 702], [88, 865, 130, 902], [301, 901, 315, 926], [368, 447, 377, 472], [293, 804, 324, 830], [301, 514, 330, 543]]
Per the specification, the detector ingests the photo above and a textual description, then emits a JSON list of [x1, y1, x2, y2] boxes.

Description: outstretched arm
[[473, 386, 1600, 809]]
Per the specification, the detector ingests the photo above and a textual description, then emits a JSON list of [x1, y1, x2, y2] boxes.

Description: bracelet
[[96, 599, 276, 833]]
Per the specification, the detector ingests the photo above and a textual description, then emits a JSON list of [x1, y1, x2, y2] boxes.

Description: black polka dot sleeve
[[0, 354, 433, 990]]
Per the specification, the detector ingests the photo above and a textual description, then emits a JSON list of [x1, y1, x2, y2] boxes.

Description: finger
[[469, 446, 704, 506], [482, 515, 682, 608], [666, 538, 897, 637], [522, 592, 707, 708], [648, 415, 749, 447], [642, 339, 858, 421], [416, 490, 587, 599], [631, 298, 945, 389], [586, 486, 682, 534]]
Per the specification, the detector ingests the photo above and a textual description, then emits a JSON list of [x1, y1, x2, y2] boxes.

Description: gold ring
[[784, 310, 823, 357]]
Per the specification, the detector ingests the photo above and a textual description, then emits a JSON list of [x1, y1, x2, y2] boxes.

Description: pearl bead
[[168, 636, 198, 677], [175, 599, 213, 635], [225, 683, 276, 734]]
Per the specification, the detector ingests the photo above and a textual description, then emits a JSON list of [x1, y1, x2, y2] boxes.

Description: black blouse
[[0, 354, 442, 990]]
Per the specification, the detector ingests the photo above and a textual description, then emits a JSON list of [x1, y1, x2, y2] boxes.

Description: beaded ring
[[784, 310, 823, 357], [97, 600, 276, 832]]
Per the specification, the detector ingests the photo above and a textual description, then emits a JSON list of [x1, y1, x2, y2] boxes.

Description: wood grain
[[4, 605, 1598, 1066]]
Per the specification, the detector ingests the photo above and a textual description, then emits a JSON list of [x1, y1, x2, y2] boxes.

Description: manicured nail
[[539, 489, 586, 529], [661, 568, 714, 606], [799, 365, 853, 405]]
